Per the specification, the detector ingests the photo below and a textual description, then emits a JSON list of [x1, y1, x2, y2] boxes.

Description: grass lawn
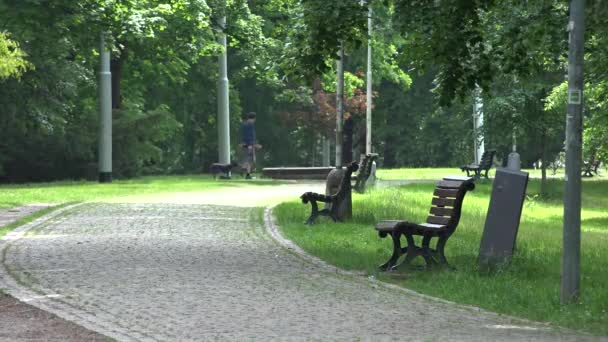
[[377, 166, 606, 180], [0, 174, 278, 209], [274, 178, 608, 335]]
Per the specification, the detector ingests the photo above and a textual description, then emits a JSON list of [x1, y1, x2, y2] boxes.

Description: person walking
[[240, 112, 260, 179]]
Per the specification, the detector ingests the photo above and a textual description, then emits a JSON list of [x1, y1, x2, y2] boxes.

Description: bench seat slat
[[432, 197, 455, 207], [418, 222, 446, 229], [375, 220, 405, 232], [437, 180, 464, 189], [426, 215, 451, 225], [433, 188, 459, 198]]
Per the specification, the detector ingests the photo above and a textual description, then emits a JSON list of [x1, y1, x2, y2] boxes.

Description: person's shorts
[[242, 145, 255, 165]]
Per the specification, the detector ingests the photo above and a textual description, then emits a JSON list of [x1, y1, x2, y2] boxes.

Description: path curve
[[0, 185, 598, 341]]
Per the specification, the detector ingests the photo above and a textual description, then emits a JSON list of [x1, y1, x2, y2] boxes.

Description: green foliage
[[546, 79, 608, 163], [113, 102, 182, 177], [283, 0, 367, 77], [321, 70, 364, 97], [484, 73, 564, 168], [0, 32, 31, 79], [1, 0, 607, 182], [582, 81, 608, 163], [373, 70, 473, 167], [390, 0, 496, 105]]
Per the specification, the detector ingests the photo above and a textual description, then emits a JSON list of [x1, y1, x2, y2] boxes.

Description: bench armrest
[[300, 192, 333, 204]]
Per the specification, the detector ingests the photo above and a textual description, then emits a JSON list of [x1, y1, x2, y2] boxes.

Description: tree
[[0, 32, 31, 79]]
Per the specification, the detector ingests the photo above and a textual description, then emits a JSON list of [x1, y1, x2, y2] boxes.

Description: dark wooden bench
[[460, 149, 496, 179], [582, 159, 601, 177], [300, 162, 359, 225], [353, 153, 378, 194], [375, 176, 475, 270]]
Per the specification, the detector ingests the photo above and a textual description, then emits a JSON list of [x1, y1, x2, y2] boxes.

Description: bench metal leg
[[435, 235, 454, 269], [380, 232, 454, 271], [304, 200, 319, 225], [305, 200, 331, 225], [389, 234, 419, 270], [421, 235, 437, 267], [474, 169, 481, 180], [379, 231, 402, 271]]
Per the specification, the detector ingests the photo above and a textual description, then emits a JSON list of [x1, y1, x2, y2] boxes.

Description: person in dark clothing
[[240, 112, 259, 179], [343, 112, 354, 164]]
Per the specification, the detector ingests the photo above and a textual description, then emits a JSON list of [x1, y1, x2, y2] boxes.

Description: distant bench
[[262, 167, 334, 180], [300, 162, 358, 224], [353, 153, 378, 193], [262, 153, 379, 184], [460, 150, 496, 179]]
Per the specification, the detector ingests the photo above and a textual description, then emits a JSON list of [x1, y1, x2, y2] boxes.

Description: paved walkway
[[0, 204, 51, 227], [0, 186, 599, 341]]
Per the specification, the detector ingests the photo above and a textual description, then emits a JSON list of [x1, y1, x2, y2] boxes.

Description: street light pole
[[335, 44, 344, 168], [561, 0, 585, 304], [98, 33, 112, 183], [217, 13, 231, 167], [365, 3, 373, 155]]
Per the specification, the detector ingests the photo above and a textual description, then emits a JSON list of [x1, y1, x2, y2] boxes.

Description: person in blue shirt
[[240, 112, 259, 179]]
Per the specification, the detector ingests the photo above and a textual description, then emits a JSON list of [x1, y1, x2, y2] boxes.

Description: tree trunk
[[110, 53, 126, 110], [540, 132, 548, 197]]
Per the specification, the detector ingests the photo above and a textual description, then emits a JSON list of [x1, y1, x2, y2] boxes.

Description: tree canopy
[[0, 0, 607, 182]]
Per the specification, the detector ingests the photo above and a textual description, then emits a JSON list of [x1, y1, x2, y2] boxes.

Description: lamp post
[[98, 33, 112, 183], [335, 43, 344, 168], [365, 2, 373, 155], [217, 12, 231, 169], [561, 0, 585, 304]]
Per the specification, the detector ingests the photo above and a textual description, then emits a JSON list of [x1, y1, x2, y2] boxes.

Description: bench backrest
[[358, 155, 369, 177], [426, 177, 475, 234], [326, 162, 360, 198], [357, 153, 378, 179], [479, 150, 496, 168]]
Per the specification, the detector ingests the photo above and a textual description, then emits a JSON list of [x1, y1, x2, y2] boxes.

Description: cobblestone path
[[0, 201, 596, 341]]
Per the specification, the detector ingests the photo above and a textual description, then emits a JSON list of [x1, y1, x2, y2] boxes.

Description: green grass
[[274, 178, 608, 335], [377, 166, 605, 180], [0, 174, 278, 209], [377, 168, 471, 180]]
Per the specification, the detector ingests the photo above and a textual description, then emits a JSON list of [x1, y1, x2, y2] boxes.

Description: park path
[[0, 183, 597, 341], [0, 204, 51, 227]]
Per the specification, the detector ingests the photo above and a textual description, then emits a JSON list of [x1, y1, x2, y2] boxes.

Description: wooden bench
[[353, 153, 378, 194], [375, 176, 475, 270], [300, 162, 359, 225], [460, 149, 496, 179]]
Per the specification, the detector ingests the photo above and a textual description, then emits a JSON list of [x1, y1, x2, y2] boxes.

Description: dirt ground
[[0, 293, 109, 341]]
